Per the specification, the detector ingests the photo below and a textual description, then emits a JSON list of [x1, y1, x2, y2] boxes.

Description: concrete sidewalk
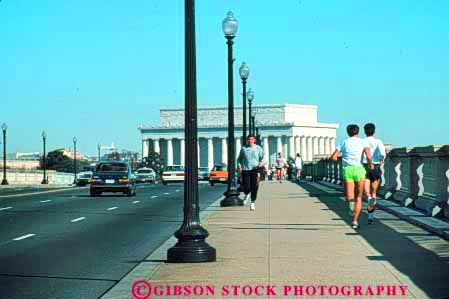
[[102, 181, 449, 299]]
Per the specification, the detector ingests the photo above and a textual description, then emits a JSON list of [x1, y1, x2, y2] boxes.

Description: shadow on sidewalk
[[297, 181, 449, 299]]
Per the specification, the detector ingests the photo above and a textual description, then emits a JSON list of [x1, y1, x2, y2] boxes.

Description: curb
[[99, 194, 225, 299]]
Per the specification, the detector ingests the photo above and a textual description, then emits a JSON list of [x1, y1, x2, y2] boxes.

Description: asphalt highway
[[0, 182, 226, 299]]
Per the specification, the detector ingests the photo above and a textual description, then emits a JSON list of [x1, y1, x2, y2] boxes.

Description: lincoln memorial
[[138, 104, 339, 169]]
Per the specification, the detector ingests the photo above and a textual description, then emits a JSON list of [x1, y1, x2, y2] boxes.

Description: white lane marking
[[13, 234, 35, 241], [132, 201, 140, 204], [40, 200, 52, 203], [151, 196, 158, 199], [164, 193, 170, 195], [0, 207, 13, 211], [107, 207, 118, 211], [175, 190, 180, 192], [71, 217, 86, 223]]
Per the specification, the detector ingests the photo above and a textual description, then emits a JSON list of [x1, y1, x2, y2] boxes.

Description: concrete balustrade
[[302, 145, 449, 220], [1, 170, 75, 186]]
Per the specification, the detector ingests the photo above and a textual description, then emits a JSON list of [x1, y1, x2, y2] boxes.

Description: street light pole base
[[220, 189, 243, 207], [1, 179, 8, 185], [41, 179, 48, 185], [167, 225, 216, 263]]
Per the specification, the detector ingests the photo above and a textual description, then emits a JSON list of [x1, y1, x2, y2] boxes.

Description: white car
[[161, 165, 185, 185], [135, 167, 156, 183]]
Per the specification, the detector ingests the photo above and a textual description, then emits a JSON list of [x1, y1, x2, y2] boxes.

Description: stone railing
[[302, 145, 449, 220], [2, 170, 75, 186]]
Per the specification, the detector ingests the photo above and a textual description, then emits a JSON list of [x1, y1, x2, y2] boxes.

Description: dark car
[[90, 161, 136, 197]]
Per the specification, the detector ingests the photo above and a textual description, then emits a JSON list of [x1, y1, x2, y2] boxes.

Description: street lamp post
[[251, 114, 256, 135], [1, 123, 8, 185], [220, 11, 243, 207], [256, 127, 260, 145], [247, 88, 254, 136], [167, 0, 216, 263], [73, 137, 77, 185], [41, 131, 48, 184], [97, 143, 101, 162], [239, 62, 249, 143]]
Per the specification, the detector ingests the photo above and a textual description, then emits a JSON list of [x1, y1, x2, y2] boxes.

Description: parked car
[[76, 171, 93, 186], [209, 164, 228, 186], [161, 165, 185, 185], [198, 167, 210, 181], [135, 167, 156, 184], [90, 161, 136, 197]]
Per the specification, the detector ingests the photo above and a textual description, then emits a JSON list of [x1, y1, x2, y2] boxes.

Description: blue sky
[[1, 0, 448, 156]]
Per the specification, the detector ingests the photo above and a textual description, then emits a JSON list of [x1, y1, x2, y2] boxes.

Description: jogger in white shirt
[[362, 123, 386, 224]]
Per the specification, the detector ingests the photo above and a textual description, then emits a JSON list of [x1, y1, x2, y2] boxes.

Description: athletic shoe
[[243, 194, 250, 205], [351, 221, 359, 229], [368, 212, 374, 224], [250, 202, 255, 211], [348, 201, 355, 216]]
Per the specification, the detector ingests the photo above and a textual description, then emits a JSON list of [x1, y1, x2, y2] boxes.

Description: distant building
[[139, 104, 339, 168]]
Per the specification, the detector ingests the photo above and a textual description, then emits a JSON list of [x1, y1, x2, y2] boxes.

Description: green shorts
[[342, 165, 366, 183]]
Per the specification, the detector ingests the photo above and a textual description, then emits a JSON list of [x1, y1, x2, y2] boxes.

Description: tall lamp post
[[220, 11, 243, 207], [167, 0, 216, 263], [247, 88, 254, 136], [73, 137, 77, 185], [97, 143, 101, 162], [1, 123, 8, 185], [256, 127, 260, 145], [239, 62, 249, 143], [251, 113, 256, 135], [41, 131, 48, 184]]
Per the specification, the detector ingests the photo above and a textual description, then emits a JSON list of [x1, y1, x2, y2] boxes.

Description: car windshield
[[137, 169, 153, 173], [80, 173, 92, 178], [97, 163, 128, 172], [165, 166, 184, 172], [199, 168, 209, 171], [213, 165, 227, 171]]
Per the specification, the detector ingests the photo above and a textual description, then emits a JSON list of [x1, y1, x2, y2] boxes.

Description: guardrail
[[302, 145, 449, 220]]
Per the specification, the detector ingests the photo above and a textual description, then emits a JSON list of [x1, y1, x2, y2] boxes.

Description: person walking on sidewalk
[[275, 152, 286, 183], [237, 134, 264, 211], [363, 123, 386, 224], [295, 153, 303, 180], [331, 124, 373, 229]]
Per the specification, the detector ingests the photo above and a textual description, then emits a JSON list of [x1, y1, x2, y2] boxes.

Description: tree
[[40, 149, 90, 173], [140, 151, 164, 176]]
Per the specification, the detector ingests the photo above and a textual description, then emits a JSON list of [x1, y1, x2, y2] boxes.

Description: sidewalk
[[102, 181, 449, 299]]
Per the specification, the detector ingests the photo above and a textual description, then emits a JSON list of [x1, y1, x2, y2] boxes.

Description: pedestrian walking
[[295, 154, 303, 180], [275, 152, 286, 183], [237, 134, 264, 211], [331, 124, 373, 229], [363, 123, 386, 224]]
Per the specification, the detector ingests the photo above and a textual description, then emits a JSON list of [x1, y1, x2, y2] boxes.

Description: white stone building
[[138, 104, 339, 169]]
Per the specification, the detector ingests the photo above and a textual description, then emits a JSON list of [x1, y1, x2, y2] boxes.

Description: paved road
[[0, 182, 225, 299]]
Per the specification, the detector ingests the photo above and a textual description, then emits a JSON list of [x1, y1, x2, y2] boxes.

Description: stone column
[[313, 137, 319, 159], [319, 137, 325, 155], [295, 136, 301, 157], [300, 136, 307, 160], [324, 137, 330, 155], [277, 137, 283, 155], [263, 136, 269, 165], [207, 138, 214, 170], [143, 139, 149, 159], [221, 138, 227, 164], [197, 141, 201, 167], [306, 136, 313, 162], [236, 137, 242, 160], [180, 139, 185, 166], [330, 138, 336, 152], [289, 136, 295, 159], [167, 139, 173, 166], [154, 139, 160, 154], [283, 143, 288, 159]]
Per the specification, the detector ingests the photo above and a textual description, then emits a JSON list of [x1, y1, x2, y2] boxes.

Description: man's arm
[[364, 147, 373, 168], [379, 141, 386, 162], [330, 149, 340, 161], [258, 146, 264, 167]]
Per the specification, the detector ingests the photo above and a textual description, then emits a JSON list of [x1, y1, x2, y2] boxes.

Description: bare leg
[[364, 178, 371, 198], [354, 179, 365, 223], [344, 181, 355, 202]]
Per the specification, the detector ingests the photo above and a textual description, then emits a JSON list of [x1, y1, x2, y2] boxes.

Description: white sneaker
[[250, 202, 255, 211], [243, 194, 250, 205]]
